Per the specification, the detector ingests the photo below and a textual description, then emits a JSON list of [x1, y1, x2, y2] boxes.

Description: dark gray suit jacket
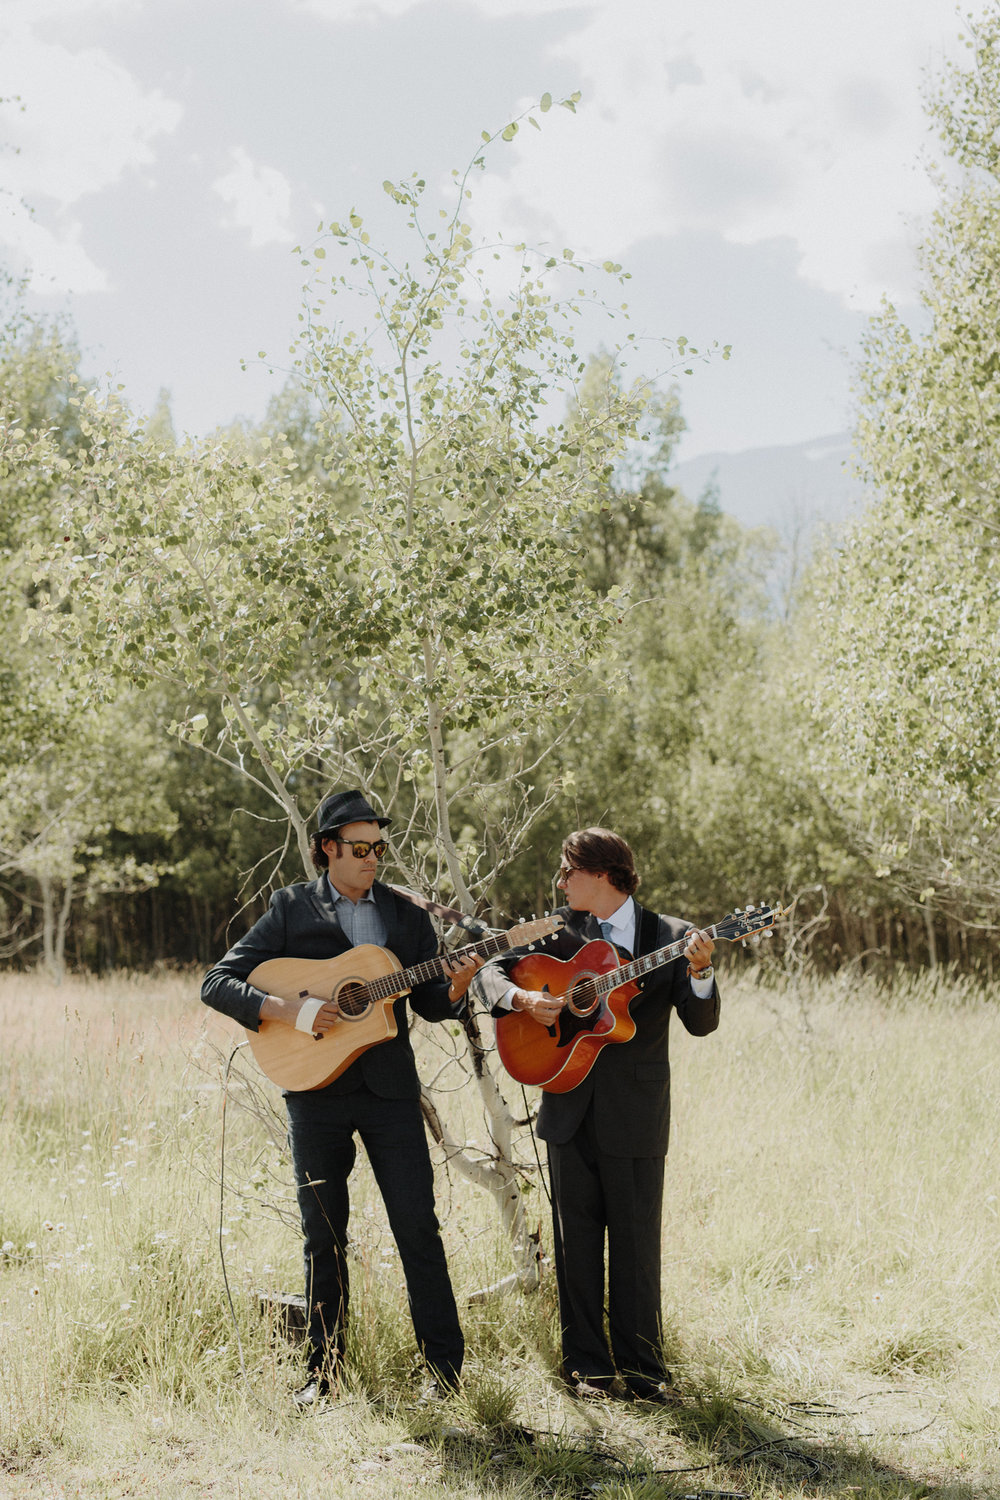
[[478, 903, 720, 1155], [201, 877, 454, 1098]]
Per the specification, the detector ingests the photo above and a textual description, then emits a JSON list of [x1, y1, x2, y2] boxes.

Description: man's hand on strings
[[511, 987, 565, 1027]]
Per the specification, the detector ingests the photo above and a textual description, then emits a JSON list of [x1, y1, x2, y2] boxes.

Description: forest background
[[2, 12, 1000, 987]]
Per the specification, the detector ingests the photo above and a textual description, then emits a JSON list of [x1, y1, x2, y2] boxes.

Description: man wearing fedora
[[476, 826, 719, 1404], [202, 789, 482, 1407]]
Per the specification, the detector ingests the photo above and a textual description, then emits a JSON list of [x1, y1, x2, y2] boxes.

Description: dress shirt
[[326, 875, 386, 948], [598, 895, 637, 953]]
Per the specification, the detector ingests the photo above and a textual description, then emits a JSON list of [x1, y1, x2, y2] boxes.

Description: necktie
[[600, 917, 632, 959]]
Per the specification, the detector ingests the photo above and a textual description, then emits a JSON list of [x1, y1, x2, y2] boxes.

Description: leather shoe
[[292, 1374, 335, 1410]]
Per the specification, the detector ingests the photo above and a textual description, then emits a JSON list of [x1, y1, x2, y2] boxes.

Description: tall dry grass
[[0, 964, 997, 1498]]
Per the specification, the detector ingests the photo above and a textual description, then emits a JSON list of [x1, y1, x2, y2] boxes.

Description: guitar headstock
[[509, 913, 565, 944], [715, 902, 790, 944]]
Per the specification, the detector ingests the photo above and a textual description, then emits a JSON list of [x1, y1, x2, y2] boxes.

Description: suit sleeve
[[674, 976, 720, 1036], [475, 949, 522, 1012], [669, 920, 720, 1037], [201, 892, 289, 1032], [403, 904, 461, 1025]]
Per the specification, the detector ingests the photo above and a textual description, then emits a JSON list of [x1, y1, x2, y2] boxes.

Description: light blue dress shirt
[[326, 876, 386, 948]]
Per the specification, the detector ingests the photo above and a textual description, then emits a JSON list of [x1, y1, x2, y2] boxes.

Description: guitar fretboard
[[360, 923, 557, 1005], [594, 923, 721, 996]]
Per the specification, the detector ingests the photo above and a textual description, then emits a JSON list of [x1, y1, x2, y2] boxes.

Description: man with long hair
[[478, 826, 719, 1403]]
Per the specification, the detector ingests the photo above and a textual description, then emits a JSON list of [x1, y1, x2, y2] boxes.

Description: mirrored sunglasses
[[333, 839, 388, 859]]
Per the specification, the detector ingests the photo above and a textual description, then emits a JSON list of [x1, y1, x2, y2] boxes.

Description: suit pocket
[[634, 1062, 669, 1082]]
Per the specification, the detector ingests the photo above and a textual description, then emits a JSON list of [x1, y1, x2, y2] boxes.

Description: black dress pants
[[547, 1107, 668, 1392], [285, 1084, 464, 1385]]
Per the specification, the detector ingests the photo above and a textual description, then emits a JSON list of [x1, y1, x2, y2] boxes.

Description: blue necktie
[[601, 917, 632, 959]]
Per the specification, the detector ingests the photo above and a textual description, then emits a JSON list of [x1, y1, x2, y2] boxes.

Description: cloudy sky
[[0, 0, 968, 460]]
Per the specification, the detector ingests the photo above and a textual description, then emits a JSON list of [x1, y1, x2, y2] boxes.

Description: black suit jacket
[[478, 903, 720, 1156], [201, 877, 455, 1098]]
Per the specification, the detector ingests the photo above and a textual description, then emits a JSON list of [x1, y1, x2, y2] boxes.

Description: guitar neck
[[595, 923, 721, 996], [365, 926, 547, 1003]]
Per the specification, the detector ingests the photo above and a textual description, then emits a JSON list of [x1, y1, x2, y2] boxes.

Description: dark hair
[[310, 829, 335, 871], [562, 827, 639, 896]]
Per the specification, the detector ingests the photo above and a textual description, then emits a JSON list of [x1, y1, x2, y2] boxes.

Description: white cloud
[[212, 149, 295, 248], [0, 195, 109, 293], [464, 0, 964, 311], [0, 39, 181, 204], [0, 22, 181, 293]]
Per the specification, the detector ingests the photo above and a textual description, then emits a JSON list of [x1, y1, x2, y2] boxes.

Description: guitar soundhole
[[566, 975, 600, 1017], [335, 981, 371, 1020]]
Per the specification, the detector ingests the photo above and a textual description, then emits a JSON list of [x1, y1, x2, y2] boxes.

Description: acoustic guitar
[[495, 904, 788, 1093], [246, 915, 563, 1091]]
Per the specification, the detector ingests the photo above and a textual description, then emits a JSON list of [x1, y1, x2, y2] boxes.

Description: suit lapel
[[579, 911, 602, 942], [308, 874, 347, 939], [372, 880, 398, 929]]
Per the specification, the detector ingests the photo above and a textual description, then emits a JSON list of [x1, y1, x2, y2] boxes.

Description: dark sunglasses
[[332, 839, 388, 859]]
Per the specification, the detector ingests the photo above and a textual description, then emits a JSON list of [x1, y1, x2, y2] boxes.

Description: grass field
[[0, 965, 997, 1499]]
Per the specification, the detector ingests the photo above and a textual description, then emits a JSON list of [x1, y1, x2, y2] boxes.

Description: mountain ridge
[[668, 431, 867, 533]]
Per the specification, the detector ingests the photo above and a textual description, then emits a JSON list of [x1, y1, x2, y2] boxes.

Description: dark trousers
[[285, 1085, 464, 1385], [547, 1108, 668, 1392]]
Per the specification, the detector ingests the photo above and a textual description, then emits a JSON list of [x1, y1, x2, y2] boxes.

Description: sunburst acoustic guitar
[[495, 904, 788, 1093], [246, 914, 564, 1091]]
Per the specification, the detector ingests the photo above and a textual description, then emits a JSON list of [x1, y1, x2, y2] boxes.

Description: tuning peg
[[747, 903, 756, 912], [734, 906, 743, 915]]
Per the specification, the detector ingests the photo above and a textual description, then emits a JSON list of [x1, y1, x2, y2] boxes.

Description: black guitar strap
[[635, 903, 660, 961]]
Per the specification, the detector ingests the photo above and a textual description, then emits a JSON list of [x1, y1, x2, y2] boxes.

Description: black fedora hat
[[316, 789, 390, 837]]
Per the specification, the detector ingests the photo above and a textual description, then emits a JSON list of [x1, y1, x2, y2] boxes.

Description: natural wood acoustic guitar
[[246, 915, 563, 1091], [495, 904, 788, 1093]]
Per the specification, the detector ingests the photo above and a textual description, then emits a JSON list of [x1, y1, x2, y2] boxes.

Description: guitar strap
[[635, 903, 660, 963], [387, 883, 491, 938]]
